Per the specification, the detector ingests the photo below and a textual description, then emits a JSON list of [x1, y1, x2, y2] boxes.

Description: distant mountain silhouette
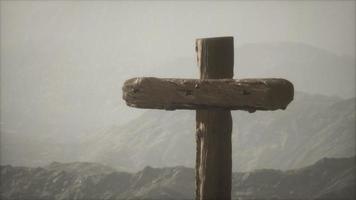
[[83, 92, 355, 172], [1, 156, 355, 200], [236, 42, 355, 98], [1, 42, 355, 170]]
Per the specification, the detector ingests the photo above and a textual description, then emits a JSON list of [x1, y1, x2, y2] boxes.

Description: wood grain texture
[[196, 110, 232, 200], [122, 77, 294, 112], [196, 36, 233, 200]]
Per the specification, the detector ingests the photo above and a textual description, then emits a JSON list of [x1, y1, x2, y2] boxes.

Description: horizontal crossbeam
[[123, 77, 294, 112]]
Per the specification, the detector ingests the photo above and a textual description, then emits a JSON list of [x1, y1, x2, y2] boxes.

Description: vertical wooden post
[[195, 37, 234, 200]]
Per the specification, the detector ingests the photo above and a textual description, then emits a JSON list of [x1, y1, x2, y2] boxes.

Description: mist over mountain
[[1, 2, 355, 200], [1, 156, 354, 200], [236, 42, 355, 98], [83, 91, 355, 172], [1, 43, 355, 171]]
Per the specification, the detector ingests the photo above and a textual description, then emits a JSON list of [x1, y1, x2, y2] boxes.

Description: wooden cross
[[122, 37, 294, 200]]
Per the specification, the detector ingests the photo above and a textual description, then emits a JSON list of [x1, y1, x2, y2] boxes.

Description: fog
[[0, 1, 355, 166]]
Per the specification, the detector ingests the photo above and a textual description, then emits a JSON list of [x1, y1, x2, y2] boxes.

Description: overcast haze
[[1, 1, 355, 165]]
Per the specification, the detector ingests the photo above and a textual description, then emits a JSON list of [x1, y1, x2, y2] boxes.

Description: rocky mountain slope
[[1, 156, 355, 200], [83, 92, 355, 172], [232, 156, 356, 200]]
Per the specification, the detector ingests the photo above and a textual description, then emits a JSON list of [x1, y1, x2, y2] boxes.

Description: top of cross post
[[196, 36, 234, 41]]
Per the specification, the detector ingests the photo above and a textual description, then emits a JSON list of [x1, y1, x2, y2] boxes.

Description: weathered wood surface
[[122, 77, 294, 112], [195, 36, 233, 200], [196, 110, 232, 200]]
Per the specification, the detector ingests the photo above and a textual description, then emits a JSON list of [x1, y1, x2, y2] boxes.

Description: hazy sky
[[1, 1, 355, 141]]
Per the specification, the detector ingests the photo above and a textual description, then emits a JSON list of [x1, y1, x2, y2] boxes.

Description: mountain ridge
[[1, 42, 355, 169], [1, 156, 355, 200], [83, 92, 355, 172]]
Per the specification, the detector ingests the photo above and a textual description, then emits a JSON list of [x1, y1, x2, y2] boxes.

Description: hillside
[[83, 92, 355, 172], [1, 156, 354, 200]]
